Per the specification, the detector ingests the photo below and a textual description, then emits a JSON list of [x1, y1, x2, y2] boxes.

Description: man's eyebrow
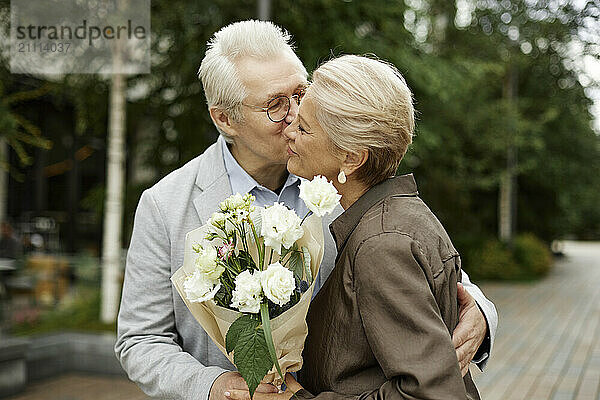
[[264, 84, 308, 103], [299, 115, 311, 130], [264, 91, 286, 101]]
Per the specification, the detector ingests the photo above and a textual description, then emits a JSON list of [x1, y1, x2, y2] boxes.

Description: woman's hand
[[225, 373, 304, 400]]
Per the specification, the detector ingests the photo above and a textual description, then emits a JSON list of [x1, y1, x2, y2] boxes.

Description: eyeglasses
[[243, 89, 306, 123]]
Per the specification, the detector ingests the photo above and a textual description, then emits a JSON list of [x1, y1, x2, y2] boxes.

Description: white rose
[[230, 270, 263, 314], [183, 270, 221, 303], [299, 175, 341, 217], [261, 262, 295, 306], [261, 203, 304, 254], [194, 244, 223, 280]]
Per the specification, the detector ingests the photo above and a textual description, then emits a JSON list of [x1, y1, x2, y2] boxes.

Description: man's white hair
[[199, 20, 307, 142]]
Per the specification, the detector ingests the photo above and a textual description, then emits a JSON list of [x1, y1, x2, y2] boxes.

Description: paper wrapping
[[171, 213, 324, 386]]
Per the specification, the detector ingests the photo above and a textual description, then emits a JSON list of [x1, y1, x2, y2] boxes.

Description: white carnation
[[261, 203, 304, 254], [230, 270, 263, 314], [183, 270, 221, 303], [261, 262, 295, 306], [194, 244, 223, 280], [299, 175, 341, 217]]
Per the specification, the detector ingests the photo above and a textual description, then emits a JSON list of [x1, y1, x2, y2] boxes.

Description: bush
[[461, 233, 553, 281], [513, 233, 553, 277]]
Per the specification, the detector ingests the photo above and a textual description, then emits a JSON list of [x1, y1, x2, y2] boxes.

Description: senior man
[[115, 20, 497, 400]]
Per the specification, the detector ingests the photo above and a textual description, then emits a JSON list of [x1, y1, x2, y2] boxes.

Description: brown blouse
[[297, 175, 480, 400]]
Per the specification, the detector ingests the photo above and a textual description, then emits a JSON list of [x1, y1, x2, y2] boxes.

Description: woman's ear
[[342, 149, 368, 177], [209, 107, 238, 138]]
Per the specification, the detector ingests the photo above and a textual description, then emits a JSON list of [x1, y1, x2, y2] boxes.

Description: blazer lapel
[[192, 136, 233, 224]]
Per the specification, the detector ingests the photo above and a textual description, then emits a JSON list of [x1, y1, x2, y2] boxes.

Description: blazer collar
[[193, 136, 233, 223], [330, 174, 419, 254]]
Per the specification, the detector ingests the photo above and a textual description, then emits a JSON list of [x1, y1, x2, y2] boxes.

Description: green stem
[[300, 210, 312, 225], [240, 224, 250, 254], [249, 221, 265, 270], [260, 303, 284, 384], [224, 261, 238, 276], [268, 248, 273, 266]]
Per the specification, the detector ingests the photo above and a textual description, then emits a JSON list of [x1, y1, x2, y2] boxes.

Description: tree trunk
[[258, 0, 271, 20], [0, 138, 7, 223], [498, 66, 518, 244], [100, 70, 126, 324]]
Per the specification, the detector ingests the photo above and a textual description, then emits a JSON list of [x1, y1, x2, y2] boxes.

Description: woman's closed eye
[[298, 124, 310, 134]]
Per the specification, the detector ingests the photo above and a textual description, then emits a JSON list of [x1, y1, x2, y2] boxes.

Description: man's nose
[[284, 99, 300, 125]]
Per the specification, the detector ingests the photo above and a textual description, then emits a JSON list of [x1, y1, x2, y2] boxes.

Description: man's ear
[[209, 107, 238, 138], [343, 149, 369, 177]]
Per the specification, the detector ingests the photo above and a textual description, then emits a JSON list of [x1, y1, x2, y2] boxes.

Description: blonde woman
[[283, 55, 479, 399]]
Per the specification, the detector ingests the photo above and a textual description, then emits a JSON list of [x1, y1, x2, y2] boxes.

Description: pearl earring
[[337, 170, 347, 184]]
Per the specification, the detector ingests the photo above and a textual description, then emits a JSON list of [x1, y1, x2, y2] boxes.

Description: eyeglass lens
[[267, 96, 290, 122], [266, 92, 304, 122]]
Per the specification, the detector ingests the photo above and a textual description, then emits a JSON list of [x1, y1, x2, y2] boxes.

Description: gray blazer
[[115, 137, 497, 400]]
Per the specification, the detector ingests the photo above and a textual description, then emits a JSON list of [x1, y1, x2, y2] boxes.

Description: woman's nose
[[283, 118, 298, 140]]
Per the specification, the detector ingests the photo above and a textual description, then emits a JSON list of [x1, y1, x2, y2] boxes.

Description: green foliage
[[513, 233, 553, 277], [462, 233, 553, 281], [226, 314, 273, 399], [237, 250, 258, 272], [281, 0, 600, 243], [226, 314, 259, 353], [214, 283, 234, 309], [286, 250, 304, 282], [0, 81, 53, 178]]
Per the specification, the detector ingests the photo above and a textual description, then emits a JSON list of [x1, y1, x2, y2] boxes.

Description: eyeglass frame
[[242, 88, 306, 123]]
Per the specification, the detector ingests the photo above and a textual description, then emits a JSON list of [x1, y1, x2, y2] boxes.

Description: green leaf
[[260, 303, 284, 383], [301, 246, 312, 284], [287, 251, 303, 281], [214, 284, 232, 309], [237, 250, 258, 271], [226, 314, 259, 354], [279, 242, 298, 261], [233, 321, 273, 399]]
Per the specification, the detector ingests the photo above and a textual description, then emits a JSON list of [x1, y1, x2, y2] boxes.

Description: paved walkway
[[6, 373, 148, 400], [472, 241, 600, 399]]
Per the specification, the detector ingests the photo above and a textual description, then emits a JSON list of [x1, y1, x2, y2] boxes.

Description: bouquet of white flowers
[[171, 176, 340, 398]]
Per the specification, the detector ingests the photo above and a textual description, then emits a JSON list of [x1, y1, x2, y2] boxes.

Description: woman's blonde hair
[[307, 55, 415, 187]]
